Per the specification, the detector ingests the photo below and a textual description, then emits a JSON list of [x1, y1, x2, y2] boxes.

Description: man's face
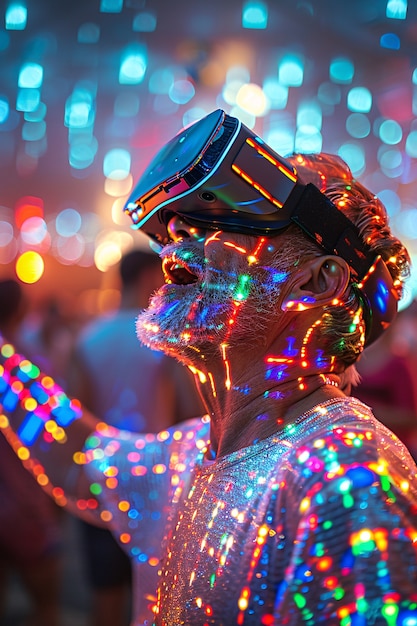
[[135, 227, 296, 362]]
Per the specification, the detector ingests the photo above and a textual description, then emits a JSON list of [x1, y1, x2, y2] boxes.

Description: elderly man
[[1, 109, 416, 626]]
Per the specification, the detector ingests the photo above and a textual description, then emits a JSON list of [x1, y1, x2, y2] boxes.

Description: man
[[1, 109, 416, 625], [67, 249, 204, 626]]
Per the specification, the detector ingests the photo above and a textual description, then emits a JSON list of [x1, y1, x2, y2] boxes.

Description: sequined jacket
[[83, 397, 417, 625], [1, 342, 417, 625]]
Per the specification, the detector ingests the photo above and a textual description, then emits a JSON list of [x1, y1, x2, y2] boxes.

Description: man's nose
[[167, 215, 206, 242]]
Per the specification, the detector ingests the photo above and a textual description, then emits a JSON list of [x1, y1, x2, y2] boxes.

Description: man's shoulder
[[289, 396, 393, 457], [282, 396, 417, 496]]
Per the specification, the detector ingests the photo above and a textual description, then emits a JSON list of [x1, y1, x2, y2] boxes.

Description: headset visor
[[124, 109, 398, 345]]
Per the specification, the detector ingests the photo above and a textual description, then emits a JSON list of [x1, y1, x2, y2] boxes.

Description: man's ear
[[281, 256, 351, 311]]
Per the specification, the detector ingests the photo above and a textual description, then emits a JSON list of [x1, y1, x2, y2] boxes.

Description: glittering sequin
[[84, 398, 417, 625]]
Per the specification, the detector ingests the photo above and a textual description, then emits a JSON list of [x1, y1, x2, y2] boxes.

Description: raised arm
[[0, 334, 210, 529], [0, 335, 105, 522]]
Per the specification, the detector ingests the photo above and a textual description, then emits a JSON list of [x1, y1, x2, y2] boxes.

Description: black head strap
[[291, 184, 374, 281]]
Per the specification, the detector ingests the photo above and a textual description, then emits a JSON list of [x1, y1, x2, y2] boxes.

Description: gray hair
[[282, 153, 410, 368]]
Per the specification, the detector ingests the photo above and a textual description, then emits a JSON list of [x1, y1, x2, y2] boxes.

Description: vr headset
[[124, 108, 398, 345]]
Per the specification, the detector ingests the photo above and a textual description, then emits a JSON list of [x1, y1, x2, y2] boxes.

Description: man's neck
[[192, 332, 345, 459]]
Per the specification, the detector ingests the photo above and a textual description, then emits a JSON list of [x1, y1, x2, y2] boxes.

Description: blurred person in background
[[67, 249, 204, 626], [0, 279, 63, 626], [20, 297, 75, 390], [354, 309, 417, 460]]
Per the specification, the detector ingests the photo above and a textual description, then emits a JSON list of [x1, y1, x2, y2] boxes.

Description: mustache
[[157, 238, 291, 295], [159, 240, 206, 277]]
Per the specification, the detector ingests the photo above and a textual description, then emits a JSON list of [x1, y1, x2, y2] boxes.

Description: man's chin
[[135, 299, 229, 365], [137, 314, 211, 358], [134, 272, 266, 361]]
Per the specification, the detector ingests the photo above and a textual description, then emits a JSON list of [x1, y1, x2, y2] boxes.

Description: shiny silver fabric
[[84, 397, 417, 625]]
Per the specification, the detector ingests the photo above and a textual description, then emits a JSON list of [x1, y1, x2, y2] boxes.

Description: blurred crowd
[[0, 255, 417, 625]]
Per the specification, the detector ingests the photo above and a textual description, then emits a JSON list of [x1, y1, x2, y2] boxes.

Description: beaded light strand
[[0, 342, 81, 446]]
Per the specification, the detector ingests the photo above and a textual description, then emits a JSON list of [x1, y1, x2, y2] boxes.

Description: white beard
[[135, 238, 290, 363]]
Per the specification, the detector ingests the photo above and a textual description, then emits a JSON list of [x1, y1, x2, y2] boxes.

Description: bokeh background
[[3, 4, 417, 624], [1, 0, 417, 315]]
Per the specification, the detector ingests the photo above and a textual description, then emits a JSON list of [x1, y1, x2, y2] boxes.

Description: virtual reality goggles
[[124, 108, 398, 345]]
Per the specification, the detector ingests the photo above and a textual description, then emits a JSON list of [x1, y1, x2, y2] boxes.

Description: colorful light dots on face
[[265, 361, 288, 382], [233, 274, 251, 302], [222, 240, 247, 254], [247, 254, 258, 265], [188, 365, 207, 384], [282, 296, 313, 312]]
